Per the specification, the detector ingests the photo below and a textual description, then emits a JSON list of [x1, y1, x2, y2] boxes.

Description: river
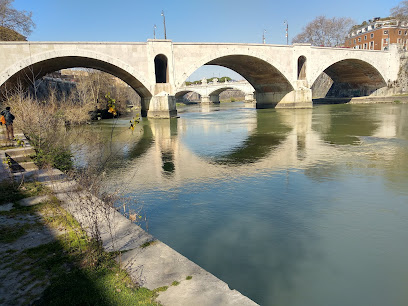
[[72, 102, 408, 306]]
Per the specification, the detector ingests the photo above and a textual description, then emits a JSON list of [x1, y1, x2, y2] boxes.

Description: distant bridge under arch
[[175, 80, 255, 104]]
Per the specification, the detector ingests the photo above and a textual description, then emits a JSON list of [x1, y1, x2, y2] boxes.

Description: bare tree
[[74, 69, 137, 113], [391, 1, 408, 21], [0, 0, 35, 36], [292, 16, 355, 47]]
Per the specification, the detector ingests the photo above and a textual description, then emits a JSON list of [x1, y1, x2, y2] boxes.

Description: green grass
[[0, 181, 47, 205], [171, 281, 180, 286], [38, 249, 159, 305], [0, 145, 16, 150], [0, 223, 36, 243], [186, 275, 192, 280], [153, 286, 168, 293]]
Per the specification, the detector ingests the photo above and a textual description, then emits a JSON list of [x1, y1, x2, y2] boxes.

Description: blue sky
[[13, 0, 402, 80]]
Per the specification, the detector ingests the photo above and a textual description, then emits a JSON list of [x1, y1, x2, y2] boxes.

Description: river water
[[72, 102, 408, 306]]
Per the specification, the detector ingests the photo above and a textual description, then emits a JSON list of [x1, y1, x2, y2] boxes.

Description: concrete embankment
[[0, 133, 258, 305], [313, 95, 408, 105]]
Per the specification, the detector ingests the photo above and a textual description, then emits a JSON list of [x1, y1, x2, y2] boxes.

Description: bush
[[33, 146, 73, 172], [3, 91, 82, 172]]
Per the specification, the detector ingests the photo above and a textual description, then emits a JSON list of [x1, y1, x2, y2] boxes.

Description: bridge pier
[[244, 93, 256, 104], [141, 94, 177, 119], [141, 84, 178, 119], [200, 95, 220, 104], [256, 86, 312, 109], [147, 94, 177, 118]]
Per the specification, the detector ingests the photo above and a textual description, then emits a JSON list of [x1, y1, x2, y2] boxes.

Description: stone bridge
[[176, 80, 255, 104], [0, 40, 400, 118]]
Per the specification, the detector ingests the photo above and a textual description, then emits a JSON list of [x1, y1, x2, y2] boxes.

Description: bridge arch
[[0, 49, 152, 98], [311, 58, 387, 98], [207, 85, 248, 97], [207, 86, 247, 103], [177, 53, 294, 95], [209, 86, 236, 96], [175, 90, 203, 103]]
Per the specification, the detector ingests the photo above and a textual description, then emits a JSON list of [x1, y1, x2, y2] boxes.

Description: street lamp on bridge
[[263, 29, 266, 44], [161, 10, 167, 39], [154, 24, 157, 39], [284, 20, 289, 45]]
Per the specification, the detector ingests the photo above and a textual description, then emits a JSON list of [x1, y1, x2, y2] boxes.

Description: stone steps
[[1, 132, 41, 179], [5, 146, 35, 157]]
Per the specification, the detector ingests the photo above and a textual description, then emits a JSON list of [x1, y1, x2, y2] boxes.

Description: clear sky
[[13, 0, 402, 80]]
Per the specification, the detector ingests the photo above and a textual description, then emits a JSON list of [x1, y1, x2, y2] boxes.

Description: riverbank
[[313, 95, 408, 104], [0, 130, 257, 305], [0, 132, 160, 304]]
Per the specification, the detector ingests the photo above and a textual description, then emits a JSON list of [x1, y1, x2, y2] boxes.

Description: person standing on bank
[[1, 107, 15, 141]]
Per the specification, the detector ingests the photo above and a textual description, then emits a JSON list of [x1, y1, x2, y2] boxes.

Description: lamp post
[[263, 29, 266, 44], [161, 10, 167, 39], [284, 20, 288, 45], [153, 24, 156, 39]]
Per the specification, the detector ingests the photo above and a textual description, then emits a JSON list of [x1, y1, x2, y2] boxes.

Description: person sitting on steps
[[1, 106, 15, 141]]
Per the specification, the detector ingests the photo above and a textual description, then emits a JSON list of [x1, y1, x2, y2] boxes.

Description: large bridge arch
[[311, 58, 387, 99], [0, 49, 153, 98], [175, 53, 294, 95]]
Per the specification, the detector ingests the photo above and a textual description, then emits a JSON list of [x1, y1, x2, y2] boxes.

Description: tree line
[[185, 76, 232, 86]]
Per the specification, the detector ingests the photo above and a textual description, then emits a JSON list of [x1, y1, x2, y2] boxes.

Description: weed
[[171, 281, 180, 286], [0, 180, 46, 205], [140, 240, 157, 248], [186, 275, 192, 280], [32, 146, 73, 172], [154, 286, 168, 293], [0, 145, 16, 150], [0, 181, 46, 205]]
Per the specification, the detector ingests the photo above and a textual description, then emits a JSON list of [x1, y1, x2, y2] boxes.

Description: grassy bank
[[0, 180, 160, 305]]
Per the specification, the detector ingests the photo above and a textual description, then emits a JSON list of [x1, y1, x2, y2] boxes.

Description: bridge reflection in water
[[106, 108, 390, 182], [72, 103, 408, 306], [73, 103, 407, 192]]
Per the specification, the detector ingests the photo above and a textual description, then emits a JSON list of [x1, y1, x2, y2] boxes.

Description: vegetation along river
[[72, 102, 408, 306]]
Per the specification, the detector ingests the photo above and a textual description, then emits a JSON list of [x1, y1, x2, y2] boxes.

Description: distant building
[[345, 17, 408, 50]]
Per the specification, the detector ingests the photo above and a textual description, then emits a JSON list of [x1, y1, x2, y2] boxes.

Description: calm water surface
[[73, 103, 408, 306]]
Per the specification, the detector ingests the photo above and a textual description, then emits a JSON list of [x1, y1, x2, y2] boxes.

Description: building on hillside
[[0, 26, 26, 41], [345, 17, 408, 50]]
